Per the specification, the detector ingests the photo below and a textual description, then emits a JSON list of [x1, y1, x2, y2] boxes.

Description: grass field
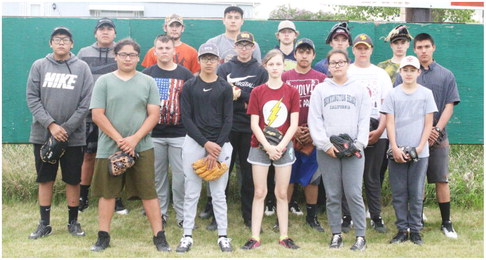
[[2, 144, 484, 257]]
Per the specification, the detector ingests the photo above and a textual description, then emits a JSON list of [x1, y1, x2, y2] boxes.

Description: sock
[[40, 205, 51, 225], [218, 235, 227, 238], [306, 203, 317, 220], [68, 206, 79, 224], [279, 235, 288, 241], [438, 202, 451, 223], [251, 236, 260, 241], [80, 185, 90, 200], [184, 235, 192, 238]]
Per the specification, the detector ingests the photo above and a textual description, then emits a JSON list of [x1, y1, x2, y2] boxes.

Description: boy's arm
[[418, 113, 434, 154], [385, 113, 406, 163], [119, 104, 160, 156], [429, 103, 454, 145], [92, 108, 124, 148], [215, 85, 234, 147]]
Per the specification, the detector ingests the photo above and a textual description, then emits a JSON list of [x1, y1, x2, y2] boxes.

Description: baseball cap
[[399, 55, 420, 69], [95, 17, 116, 30], [235, 32, 254, 44], [325, 22, 352, 45], [295, 38, 315, 51], [198, 43, 219, 58], [353, 33, 373, 48], [51, 26, 72, 39], [165, 14, 183, 26], [277, 20, 296, 32], [384, 25, 413, 43]]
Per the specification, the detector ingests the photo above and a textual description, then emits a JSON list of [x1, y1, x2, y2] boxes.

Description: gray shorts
[[427, 139, 450, 183], [247, 142, 295, 167]]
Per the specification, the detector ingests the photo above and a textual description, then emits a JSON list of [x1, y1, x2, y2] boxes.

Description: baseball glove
[[329, 133, 362, 159], [430, 127, 445, 147], [293, 124, 314, 155], [370, 117, 379, 132], [192, 158, 228, 181], [386, 146, 419, 162], [40, 135, 68, 164], [108, 151, 139, 177]]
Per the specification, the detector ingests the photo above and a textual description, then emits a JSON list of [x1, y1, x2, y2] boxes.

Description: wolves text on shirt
[[42, 72, 78, 90]]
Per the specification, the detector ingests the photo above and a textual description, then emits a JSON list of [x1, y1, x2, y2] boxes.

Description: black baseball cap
[[385, 25, 413, 43], [51, 26, 72, 40], [95, 17, 116, 31], [295, 38, 315, 51], [325, 22, 352, 45]]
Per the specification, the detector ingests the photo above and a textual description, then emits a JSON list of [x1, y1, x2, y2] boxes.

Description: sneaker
[[264, 203, 275, 216], [177, 220, 198, 229], [217, 237, 233, 252], [350, 236, 366, 251], [329, 234, 343, 249], [441, 221, 458, 239], [279, 237, 300, 249], [390, 231, 408, 244], [422, 212, 428, 222], [410, 232, 424, 245], [91, 231, 110, 252], [79, 197, 89, 212], [370, 217, 387, 233], [162, 215, 167, 227], [176, 236, 193, 253], [115, 198, 129, 215], [206, 217, 217, 231], [28, 221, 52, 239], [289, 201, 304, 216], [366, 208, 371, 219], [241, 238, 261, 250], [199, 200, 213, 219], [341, 215, 353, 233], [306, 216, 325, 232], [153, 231, 171, 252], [67, 221, 86, 236]]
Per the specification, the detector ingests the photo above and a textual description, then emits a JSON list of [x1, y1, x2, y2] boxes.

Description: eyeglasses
[[329, 61, 348, 68], [52, 37, 71, 44], [236, 43, 254, 50], [117, 53, 139, 59], [200, 56, 219, 63]]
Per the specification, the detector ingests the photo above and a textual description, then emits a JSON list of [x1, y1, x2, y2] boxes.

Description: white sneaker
[[264, 205, 275, 216], [366, 208, 371, 219], [217, 237, 233, 252], [176, 236, 193, 253], [422, 212, 428, 222], [441, 221, 458, 239]]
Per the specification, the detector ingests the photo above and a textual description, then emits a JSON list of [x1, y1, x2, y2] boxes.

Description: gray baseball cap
[[198, 43, 219, 58]]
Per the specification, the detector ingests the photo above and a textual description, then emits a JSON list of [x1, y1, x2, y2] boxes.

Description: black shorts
[[85, 121, 98, 154], [427, 138, 450, 183], [34, 144, 83, 185]]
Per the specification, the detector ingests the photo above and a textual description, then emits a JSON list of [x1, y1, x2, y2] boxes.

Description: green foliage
[[432, 9, 477, 23], [336, 6, 400, 21]]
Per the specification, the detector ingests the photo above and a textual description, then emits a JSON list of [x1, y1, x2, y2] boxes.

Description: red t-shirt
[[281, 69, 326, 126], [141, 43, 201, 73], [247, 83, 300, 147]]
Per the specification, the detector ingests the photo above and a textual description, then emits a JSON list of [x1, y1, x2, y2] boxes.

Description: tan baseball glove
[[192, 158, 228, 181]]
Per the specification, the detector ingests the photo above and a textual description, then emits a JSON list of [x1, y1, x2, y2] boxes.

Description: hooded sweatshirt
[[77, 42, 117, 82], [308, 78, 371, 153], [217, 56, 268, 133], [26, 52, 94, 146]]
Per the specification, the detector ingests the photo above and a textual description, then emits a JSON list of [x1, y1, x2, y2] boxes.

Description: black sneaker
[[115, 198, 128, 215], [390, 231, 408, 244], [441, 220, 458, 239], [91, 231, 110, 252], [206, 217, 217, 231], [329, 234, 343, 249], [28, 221, 52, 239], [410, 232, 424, 245], [176, 236, 193, 253], [289, 201, 304, 216], [306, 216, 325, 232], [264, 201, 276, 216], [350, 236, 366, 251], [67, 221, 85, 236], [279, 237, 300, 249], [153, 231, 171, 252], [241, 238, 261, 250], [217, 237, 232, 252], [79, 197, 89, 212], [199, 200, 213, 219], [371, 217, 387, 233], [341, 215, 353, 233]]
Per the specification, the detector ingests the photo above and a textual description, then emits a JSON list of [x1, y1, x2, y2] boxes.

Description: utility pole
[[405, 8, 432, 22]]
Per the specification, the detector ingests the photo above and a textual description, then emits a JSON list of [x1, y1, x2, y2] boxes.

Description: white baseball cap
[[399, 56, 420, 69], [277, 20, 296, 32]]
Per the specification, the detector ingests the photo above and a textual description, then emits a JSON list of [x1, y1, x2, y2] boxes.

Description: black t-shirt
[[142, 64, 194, 138]]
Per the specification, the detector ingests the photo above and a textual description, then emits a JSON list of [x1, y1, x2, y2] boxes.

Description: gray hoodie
[[77, 42, 117, 83], [308, 77, 371, 153], [26, 52, 94, 146]]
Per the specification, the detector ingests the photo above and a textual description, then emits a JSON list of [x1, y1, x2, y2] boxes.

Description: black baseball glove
[[108, 151, 139, 177], [430, 127, 445, 147], [40, 135, 68, 164], [330, 133, 362, 159], [260, 125, 287, 155], [386, 146, 419, 162], [370, 117, 379, 132]]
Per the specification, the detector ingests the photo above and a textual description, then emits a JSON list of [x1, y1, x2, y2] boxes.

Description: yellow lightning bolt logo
[[267, 98, 283, 126]]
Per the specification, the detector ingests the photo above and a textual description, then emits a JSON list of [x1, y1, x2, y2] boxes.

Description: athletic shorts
[[91, 149, 157, 200], [247, 142, 295, 167], [33, 144, 83, 185], [290, 148, 320, 186], [427, 138, 450, 183], [85, 121, 98, 154]]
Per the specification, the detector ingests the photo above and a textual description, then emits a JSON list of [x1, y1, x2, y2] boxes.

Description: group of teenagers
[[26, 5, 460, 254]]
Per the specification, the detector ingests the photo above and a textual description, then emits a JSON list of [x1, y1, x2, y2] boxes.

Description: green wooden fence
[[2, 17, 483, 144]]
